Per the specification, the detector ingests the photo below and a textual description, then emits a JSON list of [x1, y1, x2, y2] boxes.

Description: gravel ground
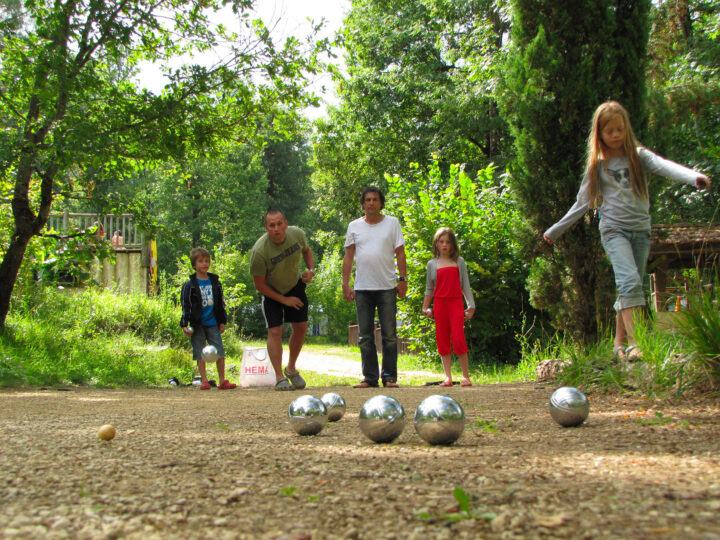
[[1, 383, 719, 539]]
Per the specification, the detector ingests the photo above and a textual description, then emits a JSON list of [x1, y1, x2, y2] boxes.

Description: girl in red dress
[[422, 228, 476, 387]]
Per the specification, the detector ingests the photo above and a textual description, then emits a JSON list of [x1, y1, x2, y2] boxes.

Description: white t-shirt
[[345, 215, 404, 290]]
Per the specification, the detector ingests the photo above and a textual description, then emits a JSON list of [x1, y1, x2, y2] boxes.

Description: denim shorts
[[600, 227, 651, 312], [190, 325, 225, 362]]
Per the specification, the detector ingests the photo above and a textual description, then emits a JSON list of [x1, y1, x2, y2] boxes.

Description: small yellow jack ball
[[98, 424, 116, 441]]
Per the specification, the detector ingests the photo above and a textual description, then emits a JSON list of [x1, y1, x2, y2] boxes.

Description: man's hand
[[543, 234, 553, 245], [396, 280, 408, 298], [283, 296, 304, 310], [342, 283, 355, 302], [423, 308, 433, 319], [301, 270, 315, 283], [182, 327, 193, 337], [464, 308, 475, 320], [219, 323, 225, 334]]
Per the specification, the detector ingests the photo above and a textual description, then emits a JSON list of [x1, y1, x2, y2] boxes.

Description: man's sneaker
[[283, 367, 306, 390], [218, 380, 237, 390], [199, 381, 211, 390], [275, 377, 294, 391]]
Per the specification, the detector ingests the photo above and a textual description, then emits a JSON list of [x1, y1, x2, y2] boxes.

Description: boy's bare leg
[[198, 361, 208, 383], [286, 321, 307, 374], [440, 354, 453, 383], [216, 357, 226, 382], [267, 325, 284, 381]]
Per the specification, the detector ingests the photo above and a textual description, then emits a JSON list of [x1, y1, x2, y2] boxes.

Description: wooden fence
[[46, 211, 142, 248], [46, 211, 153, 294]]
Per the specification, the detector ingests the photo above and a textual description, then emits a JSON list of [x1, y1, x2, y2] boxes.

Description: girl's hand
[[465, 308, 475, 320], [696, 175, 711, 190], [543, 234, 553, 245], [423, 308, 433, 319]]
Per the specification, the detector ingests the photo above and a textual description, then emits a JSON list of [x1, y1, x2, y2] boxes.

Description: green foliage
[[0, 287, 195, 386], [500, 0, 651, 341], [677, 284, 720, 387], [313, 0, 511, 221], [306, 236, 357, 340], [0, 0, 328, 326], [386, 160, 533, 363], [646, 0, 720, 223]]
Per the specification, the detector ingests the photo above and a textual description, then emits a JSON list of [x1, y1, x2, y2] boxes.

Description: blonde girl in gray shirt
[[544, 101, 710, 360]]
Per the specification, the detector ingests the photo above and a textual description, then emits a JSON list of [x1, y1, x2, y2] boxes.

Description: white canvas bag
[[239, 347, 276, 387]]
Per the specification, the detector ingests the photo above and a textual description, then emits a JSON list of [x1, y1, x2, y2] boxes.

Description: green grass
[[0, 287, 541, 388]]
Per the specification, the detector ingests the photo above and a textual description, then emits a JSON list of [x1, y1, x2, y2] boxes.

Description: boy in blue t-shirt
[[180, 248, 236, 390]]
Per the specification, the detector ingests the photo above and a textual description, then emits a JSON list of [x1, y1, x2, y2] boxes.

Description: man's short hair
[[190, 247, 211, 268], [360, 186, 385, 208], [264, 207, 287, 225]]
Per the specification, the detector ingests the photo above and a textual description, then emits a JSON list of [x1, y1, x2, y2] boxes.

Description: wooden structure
[[647, 223, 720, 312], [46, 211, 154, 295], [348, 324, 415, 355]]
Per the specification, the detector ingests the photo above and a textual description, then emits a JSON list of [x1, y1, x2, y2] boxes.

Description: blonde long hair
[[585, 101, 647, 208]]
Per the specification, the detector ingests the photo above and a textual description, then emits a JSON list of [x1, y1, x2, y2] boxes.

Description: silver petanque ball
[[288, 395, 328, 436], [320, 393, 346, 422], [413, 394, 466, 445], [550, 386, 590, 427], [201, 345, 218, 363], [358, 395, 406, 443]]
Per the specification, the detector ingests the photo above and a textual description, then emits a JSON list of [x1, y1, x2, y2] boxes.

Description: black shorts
[[261, 279, 308, 328]]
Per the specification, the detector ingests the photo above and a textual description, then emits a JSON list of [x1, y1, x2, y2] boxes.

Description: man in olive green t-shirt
[[250, 209, 315, 391]]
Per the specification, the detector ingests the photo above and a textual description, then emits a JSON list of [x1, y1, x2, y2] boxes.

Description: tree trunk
[[0, 155, 55, 328], [0, 233, 33, 328]]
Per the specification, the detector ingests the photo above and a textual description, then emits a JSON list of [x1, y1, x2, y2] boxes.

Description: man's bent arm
[[395, 245, 407, 278], [302, 246, 315, 272]]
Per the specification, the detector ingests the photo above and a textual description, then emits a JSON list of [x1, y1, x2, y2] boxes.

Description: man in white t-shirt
[[342, 186, 407, 388]]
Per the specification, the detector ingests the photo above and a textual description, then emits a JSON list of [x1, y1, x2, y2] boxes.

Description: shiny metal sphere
[[550, 387, 590, 427], [201, 345, 218, 363], [358, 395, 406, 443], [413, 395, 466, 445], [288, 395, 328, 436], [320, 393, 346, 422]]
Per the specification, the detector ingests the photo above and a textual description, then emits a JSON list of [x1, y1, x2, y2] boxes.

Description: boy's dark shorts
[[190, 325, 225, 361], [261, 279, 308, 328]]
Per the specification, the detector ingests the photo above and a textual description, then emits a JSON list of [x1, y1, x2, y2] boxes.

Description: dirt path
[[1, 383, 719, 539], [294, 351, 439, 380]]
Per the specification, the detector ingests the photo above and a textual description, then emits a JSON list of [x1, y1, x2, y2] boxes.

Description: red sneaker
[[218, 380, 237, 390], [199, 381, 211, 390]]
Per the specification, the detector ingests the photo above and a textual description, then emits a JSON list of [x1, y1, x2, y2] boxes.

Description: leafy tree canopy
[[0, 0, 328, 326], [313, 0, 511, 221]]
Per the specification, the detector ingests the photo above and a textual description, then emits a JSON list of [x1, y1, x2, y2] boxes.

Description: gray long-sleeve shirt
[[544, 148, 700, 242]]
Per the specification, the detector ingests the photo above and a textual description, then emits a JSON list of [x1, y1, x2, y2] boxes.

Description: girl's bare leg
[[615, 313, 627, 349], [620, 307, 639, 347], [457, 353, 470, 384], [441, 354, 453, 383]]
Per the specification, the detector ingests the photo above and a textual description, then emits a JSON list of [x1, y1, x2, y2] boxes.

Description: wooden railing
[[46, 211, 142, 248]]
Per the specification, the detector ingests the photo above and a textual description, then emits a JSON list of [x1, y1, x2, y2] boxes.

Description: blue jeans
[[355, 289, 397, 383], [600, 228, 651, 312]]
